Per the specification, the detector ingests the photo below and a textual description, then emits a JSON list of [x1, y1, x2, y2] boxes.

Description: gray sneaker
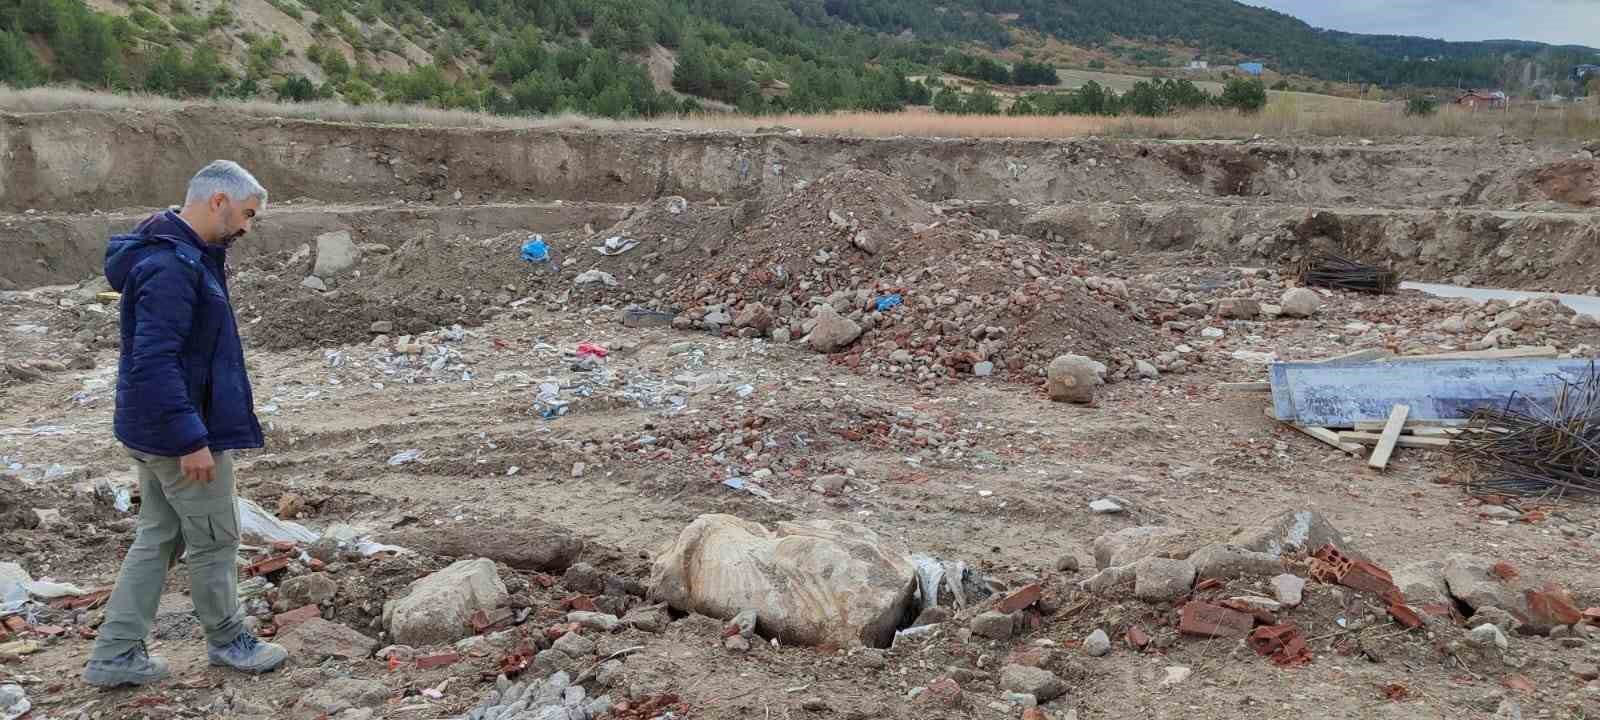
[[208, 632, 287, 674], [83, 643, 171, 687]]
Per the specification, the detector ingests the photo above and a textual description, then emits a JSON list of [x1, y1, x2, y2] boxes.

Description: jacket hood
[[105, 210, 207, 291]]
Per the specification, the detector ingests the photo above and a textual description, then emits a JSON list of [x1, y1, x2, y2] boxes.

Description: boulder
[[1391, 560, 1451, 606], [384, 558, 508, 646], [313, 231, 361, 278], [1226, 510, 1353, 559], [734, 303, 774, 332], [648, 514, 917, 648], [1187, 544, 1284, 579], [1442, 555, 1522, 616], [970, 611, 1014, 641], [806, 306, 862, 353], [1046, 354, 1105, 404], [275, 617, 378, 660], [1092, 527, 1195, 570], [382, 521, 582, 572], [291, 678, 388, 720], [279, 572, 338, 608], [1133, 558, 1196, 601], [1280, 288, 1322, 318]]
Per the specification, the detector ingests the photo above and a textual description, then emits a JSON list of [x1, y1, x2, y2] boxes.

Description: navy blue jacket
[[105, 210, 263, 457]]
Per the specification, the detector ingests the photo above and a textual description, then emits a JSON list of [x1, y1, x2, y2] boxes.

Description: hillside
[[1, 0, 1597, 118]]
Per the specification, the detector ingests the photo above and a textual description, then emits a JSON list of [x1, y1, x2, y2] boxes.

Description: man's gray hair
[[185, 160, 268, 209]]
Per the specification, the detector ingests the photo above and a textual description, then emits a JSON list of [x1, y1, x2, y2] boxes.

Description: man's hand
[[180, 447, 216, 485]]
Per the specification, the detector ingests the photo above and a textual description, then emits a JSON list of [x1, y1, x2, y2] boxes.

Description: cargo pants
[[90, 450, 244, 660]]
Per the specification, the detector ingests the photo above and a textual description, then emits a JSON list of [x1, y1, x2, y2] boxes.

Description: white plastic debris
[[1, 684, 31, 720], [26, 580, 87, 599], [388, 449, 423, 466], [592, 236, 640, 256], [237, 497, 320, 545], [574, 269, 619, 287], [356, 540, 412, 557]]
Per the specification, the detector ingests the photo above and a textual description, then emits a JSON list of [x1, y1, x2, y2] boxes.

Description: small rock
[[971, 611, 1015, 641], [291, 678, 387, 720], [553, 632, 596, 658], [301, 275, 328, 291], [1083, 629, 1111, 657], [1271, 574, 1306, 608], [567, 612, 621, 632], [621, 604, 670, 634], [801, 697, 829, 712], [1469, 623, 1509, 650], [1280, 288, 1322, 318], [313, 231, 360, 278], [1161, 666, 1192, 686], [1573, 663, 1600, 681], [562, 563, 605, 595], [571, 462, 587, 479], [369, 321, 393, 334], [1054, 555, 1080, 573], [1135, 360, 1159, 379], [914, 606, 953, 627], [1200, 327, 1225, 338], [735, 303, 774, 331], [974, 361, 995, 377], [1089, 498, 1124, 514], [1217, 298, 1260, 319], [727, 609, 759, 639], [999, 665, 1066, 702], [724, 635, 751, 652]]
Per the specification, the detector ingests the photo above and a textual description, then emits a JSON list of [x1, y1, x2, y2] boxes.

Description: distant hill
[[1, 0, 1595, 117]]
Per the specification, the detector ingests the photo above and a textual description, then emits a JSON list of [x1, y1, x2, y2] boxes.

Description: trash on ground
[[1298, 254, 1398, 294], [238, 497, 321, 545], [520, 235, 549, 264], [593, 236, 640, 256]]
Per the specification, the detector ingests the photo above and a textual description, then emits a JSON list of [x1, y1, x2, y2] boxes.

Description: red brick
[[1022, 709, 1050, 720], [1125, 626, 1151, 649], [244, 555, 291, 577], [271, 541, 296, 553], [273, 604, 322, 631], [1339, 560, 1399, 597], [308, 558, 326, 571], [1387, 603, 1423, 630], [1526, 585, 1583, 627], [416, 652, 461, 670], [1179, 602, 1254, 639], [1490, 561, 1519, 580], [1220, 599, 1277, 626], [995, 583, 1043, 614], [919, 678, 963, 707], [1247, 623, 1312, 666], [2, 617, 27, 634]]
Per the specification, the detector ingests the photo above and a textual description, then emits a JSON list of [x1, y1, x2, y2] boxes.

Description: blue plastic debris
[[875, 294, 903, 312], [520, 235, 549, 263]]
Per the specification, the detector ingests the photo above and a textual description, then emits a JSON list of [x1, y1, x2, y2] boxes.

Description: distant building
[[1237, 62, 1264, 76], [1185, 60, 1209, 71], [1455, 90, 1508, 109]]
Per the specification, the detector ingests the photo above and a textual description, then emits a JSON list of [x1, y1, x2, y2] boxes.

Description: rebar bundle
[[1297, 254, 1399, 294], [1454, 363, 1600, 500]]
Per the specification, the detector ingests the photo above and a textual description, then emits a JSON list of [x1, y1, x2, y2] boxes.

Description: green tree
[[1219, 77, 1267, 113], [0, 30, 43, 87], [1404, 96, 1438, 116], [963, 86, 1001, 114], [1011, 60, 1058, 86], [277, 74, 317, 102], [932, 87, 965, 113]]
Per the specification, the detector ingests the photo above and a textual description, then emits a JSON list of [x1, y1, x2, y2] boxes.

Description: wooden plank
[[1269, 358, 1593, 427], [1312, 348, 1393, 364], [1384, 346, 1559, 362], [1337, 431, 1452, 448], [1266, 408, 1363, 455], [1353, 418, 1472, 431], [1218, 382, 1271, 392], [1368, 405, 1410, 470]]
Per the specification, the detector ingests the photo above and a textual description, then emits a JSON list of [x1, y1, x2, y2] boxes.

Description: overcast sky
[[1241, 0, 1600, 46]]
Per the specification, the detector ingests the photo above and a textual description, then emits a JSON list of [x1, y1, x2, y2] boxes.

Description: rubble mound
[[654, 167, 1162, 381], [237, 231, 558, 350]]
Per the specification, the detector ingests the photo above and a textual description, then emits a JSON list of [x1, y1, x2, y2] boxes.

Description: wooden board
[[1352, 418, 1472, 431], [1383, 346, 1559, 362], [1268, 358, 1593, 427], [1368, 405, 1410, 470], [1336, 431, 1452, 449], [1265, 408, 1363, 455]]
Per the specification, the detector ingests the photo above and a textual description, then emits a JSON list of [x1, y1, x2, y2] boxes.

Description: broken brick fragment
[[1179, 602, 1254, 639], [273, 604, 322, 631], [562, 595, 598, 613], [1126, 626, 1151, 649], [1194, 578, 1223, 593], [243, 554, 291, 577], [1525, 584, 1583, 627], [1387, 603, 1423, 629], [920, 677, 963, 707], [995, 583, 1043, 614], [416, 652, 461, 670], [1490, 561, 1519, 580], [1247, 623, 1312, 666], [1220, 599, 1278, 625]]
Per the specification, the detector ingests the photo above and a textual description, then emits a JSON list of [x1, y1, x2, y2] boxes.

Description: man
[[84, 160, 287, 687]]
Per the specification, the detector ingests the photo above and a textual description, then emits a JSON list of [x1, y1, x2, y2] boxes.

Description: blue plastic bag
[[520, 235, 549, 264], [875, 293, 903, 312]]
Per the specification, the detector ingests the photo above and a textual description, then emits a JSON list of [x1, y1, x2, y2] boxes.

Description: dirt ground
[[2, 116, 1600, 720]]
